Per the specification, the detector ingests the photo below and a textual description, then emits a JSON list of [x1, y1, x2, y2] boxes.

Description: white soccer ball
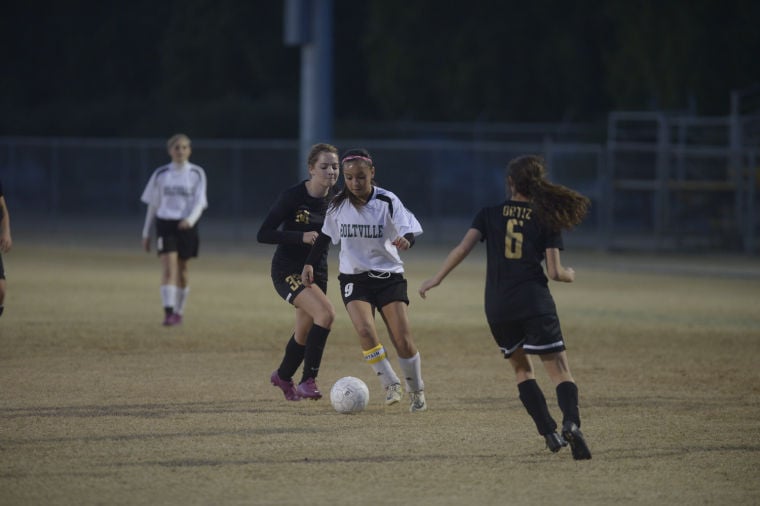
[[330, 376, 370, 414]]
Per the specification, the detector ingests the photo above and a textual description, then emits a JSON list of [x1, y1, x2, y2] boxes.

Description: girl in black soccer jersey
[[141, 134, 208, 326], [258, 143, 340, 401], [0, 179, 12, 317], [302, 148, 428, 413], [419, 154, 592, 458]]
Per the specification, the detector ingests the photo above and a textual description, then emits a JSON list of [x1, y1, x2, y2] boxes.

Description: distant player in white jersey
[[302, 148, 428, 412], [140, 133, 208, 326]]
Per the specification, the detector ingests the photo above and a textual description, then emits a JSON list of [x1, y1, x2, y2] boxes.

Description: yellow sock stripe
[[363, 344, 387, 364]]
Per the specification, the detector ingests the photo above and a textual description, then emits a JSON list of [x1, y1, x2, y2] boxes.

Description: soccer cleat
[[384, 383, 403, 405], [270, 370, 301, 401], [163, 313, 182, 326], [409, 390, 427, 413], [544, 432, 568, 453], [296, 377, 323, 400], [562, 421, 592, 460]]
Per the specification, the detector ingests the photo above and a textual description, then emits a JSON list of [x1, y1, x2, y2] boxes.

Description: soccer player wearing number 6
[[418, 155, 592, 458], [258, 143, 340, 401], [302, 148, 428, 413]]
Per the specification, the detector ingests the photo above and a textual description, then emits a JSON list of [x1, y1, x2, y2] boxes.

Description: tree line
[[1, 0, 758, 139]]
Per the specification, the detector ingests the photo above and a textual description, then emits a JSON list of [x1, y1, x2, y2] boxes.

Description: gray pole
[[284, 0, 334, 180]]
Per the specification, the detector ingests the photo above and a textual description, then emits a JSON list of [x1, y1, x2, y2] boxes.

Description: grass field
[[1, 238, 759, 505]]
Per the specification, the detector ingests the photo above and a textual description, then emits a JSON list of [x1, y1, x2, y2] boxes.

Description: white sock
[[398, 352, 424, 393], [363, 344, 401, 388], [175, 287, 190, 315], [160, 285, 177, 311]]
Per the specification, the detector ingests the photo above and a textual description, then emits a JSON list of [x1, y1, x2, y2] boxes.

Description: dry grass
[[1, 242, 759, 505]]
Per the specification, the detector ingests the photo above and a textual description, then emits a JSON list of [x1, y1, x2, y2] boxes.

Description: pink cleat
[[296, 378, 322, 400], [270, 370, 301, 401], [163, 313, 182, 326]]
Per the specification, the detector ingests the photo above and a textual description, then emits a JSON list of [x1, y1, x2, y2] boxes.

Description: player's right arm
[[257, 192, 309, 245], [301, 232, 332, 286], [141, 202, 157, 252], [419, 228, 481, 299]]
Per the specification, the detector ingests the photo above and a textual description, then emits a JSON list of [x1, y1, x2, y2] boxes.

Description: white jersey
[[322, 186, 422, 274], [140, 162, 208, 221]]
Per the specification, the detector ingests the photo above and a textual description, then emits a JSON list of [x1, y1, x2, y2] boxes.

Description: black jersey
[[471, 200, 563, 322], [257, 181, 330, 275]]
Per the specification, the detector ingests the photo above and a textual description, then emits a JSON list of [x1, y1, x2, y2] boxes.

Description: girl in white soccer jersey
[[302, 148, 428, 412], [141, 133, 208, 326]]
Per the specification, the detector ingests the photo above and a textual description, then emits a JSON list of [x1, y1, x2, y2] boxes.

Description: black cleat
[[562, 422, 592, 460], [544, 432, 568, 453]]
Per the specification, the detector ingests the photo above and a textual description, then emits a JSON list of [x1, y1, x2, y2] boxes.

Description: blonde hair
[[167, 133, 191, 150], [307, 143, 339, 167]]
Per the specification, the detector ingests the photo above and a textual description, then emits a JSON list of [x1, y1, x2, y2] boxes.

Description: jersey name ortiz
[[322, 186, 422, 275]]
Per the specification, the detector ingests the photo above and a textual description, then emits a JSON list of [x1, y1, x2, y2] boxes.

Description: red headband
[[341, 155, 372, 164]]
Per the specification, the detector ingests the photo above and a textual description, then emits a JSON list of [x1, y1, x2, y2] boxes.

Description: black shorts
[[338, 271, 409, 309], [488, 313, 565, 358], [271, 268, 328, 305], [156, 218, 199, 260]]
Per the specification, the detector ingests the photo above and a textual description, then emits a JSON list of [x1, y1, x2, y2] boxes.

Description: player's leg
[[172, 226, 198, 323], [379, 301, 426, 412], [345, 299, 403, 404], [0, 278, 5, 317], [173, 258, 190, 321], [292, 285, 335, 399], [541, 351, 591, 460], [159, 251, 179, 325], [270, 309, 311, 402], [156, 219, 181, 325], [0, 253, 5, 316], [509, 349, 565, 452]]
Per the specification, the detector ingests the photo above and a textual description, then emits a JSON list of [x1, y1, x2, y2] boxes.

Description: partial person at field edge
[[0, 179, 12, 317], [140, 133, 208, 326], [257, 143, 340, 401], [419, 154, 593, 458]]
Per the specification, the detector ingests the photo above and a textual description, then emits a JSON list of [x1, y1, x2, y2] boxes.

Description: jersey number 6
[[504, 219, 524, 259]]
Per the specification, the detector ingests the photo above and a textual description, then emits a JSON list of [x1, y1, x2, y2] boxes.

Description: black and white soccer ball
[[330, 376, 370, 414]]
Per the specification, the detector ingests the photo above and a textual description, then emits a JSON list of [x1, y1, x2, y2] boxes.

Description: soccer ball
[[330, 376, 370, 414]]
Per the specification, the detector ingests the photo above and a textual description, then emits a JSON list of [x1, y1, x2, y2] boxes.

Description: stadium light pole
[[284, 0, 334, 180]]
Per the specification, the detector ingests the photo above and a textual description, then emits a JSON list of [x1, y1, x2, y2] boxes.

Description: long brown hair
[[507, 155, 590, 231]]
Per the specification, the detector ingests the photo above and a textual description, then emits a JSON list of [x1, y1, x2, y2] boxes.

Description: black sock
[[300, 324, 330, 383], [164, 306, 173, 317], [277, 335, 305, 381], [556, 381, 581, 428], [518, 379, 557, 435], [0, 305, 4, 317]]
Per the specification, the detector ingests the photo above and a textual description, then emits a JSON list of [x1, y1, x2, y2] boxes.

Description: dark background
[[2, 0, 759, 140]]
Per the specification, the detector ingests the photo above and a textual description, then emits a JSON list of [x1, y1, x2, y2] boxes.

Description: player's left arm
[[545, 248, 575, 282], [391, 198, 423, 250], [180, 169, 208, 230]]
